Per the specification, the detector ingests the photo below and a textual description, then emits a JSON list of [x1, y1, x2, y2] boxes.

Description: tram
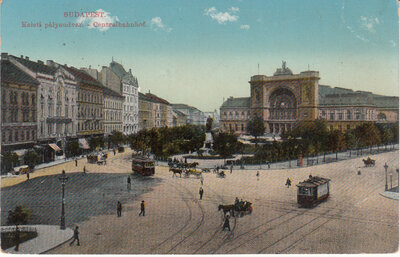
[[297, 176, 330, 207], [132, 155, 155, 176]]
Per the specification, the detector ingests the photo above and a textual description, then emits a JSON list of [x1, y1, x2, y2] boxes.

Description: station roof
[[296, 176, 330, 188]]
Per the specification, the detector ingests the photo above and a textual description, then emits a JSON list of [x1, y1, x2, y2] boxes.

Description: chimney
[[129, 68, 132, 73], [25, 56, 29, 60], [46, 60, 55, 67], [37, 60, 44, 64], [20, 55, 24, 58], [89, 65, 91, 69], [1, 53, 8, 60]]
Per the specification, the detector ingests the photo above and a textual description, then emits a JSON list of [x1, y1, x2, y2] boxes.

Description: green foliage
[[247, 116, 265, 140], [353, 122, 381, 147], [7, 205, 32, 227], [65, 141, 81, 157], [1, 152, 19, 174], [89, 136, 105, 149], [213, 132, 238, 158], [206, 117, 214, 132], [127, 125, 206, 157], [109, 131, 125, 147], [23, 150, 40, 170]]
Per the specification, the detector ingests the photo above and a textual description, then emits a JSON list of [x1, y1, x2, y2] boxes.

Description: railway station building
[[220, 62, 399, 135]]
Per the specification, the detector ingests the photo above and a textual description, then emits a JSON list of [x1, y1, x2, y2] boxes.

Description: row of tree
[[127, 125, 206, 157]]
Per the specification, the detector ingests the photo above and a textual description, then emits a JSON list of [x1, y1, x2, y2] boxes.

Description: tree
[[247, 116, 265, 144], [109, 131, 125, 147], [66, 141, 81, 158], [213, 132, 238, 159], [8, 205, 32, 228], [206, 117, 214, 132], [353, 122, 381, 147], [1, 152, 19, 174], [23, 150, 40, 170]]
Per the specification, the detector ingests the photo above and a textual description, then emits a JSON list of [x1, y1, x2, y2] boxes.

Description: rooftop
[[221, 97, 250, 108], [1, 60, 40, 87], [296, 176, 330, 188]]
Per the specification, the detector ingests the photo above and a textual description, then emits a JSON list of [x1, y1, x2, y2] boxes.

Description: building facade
[[138, 92, 155, 130], [103, 87, 124, 135], [1, 59, 39, 154], [109, 61, 139, 135], [145, 92, 173, 127], [66, 67, 104, 138], [172, 104, 206, 126], [172, 110, 188, 127], [220, 62, 399, 135]]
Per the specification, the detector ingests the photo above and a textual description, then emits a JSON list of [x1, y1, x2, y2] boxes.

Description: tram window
[[298, 187, 311, 195]]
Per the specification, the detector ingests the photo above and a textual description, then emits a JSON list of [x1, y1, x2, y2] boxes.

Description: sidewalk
[[380, 186, 399, 200], [2, 225, 73, 254]]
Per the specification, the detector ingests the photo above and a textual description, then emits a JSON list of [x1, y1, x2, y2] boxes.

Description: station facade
[[220, 62, 399, 135]]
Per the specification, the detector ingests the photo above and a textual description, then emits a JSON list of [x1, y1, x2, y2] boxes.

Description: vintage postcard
[[1, 0, 399, 254]]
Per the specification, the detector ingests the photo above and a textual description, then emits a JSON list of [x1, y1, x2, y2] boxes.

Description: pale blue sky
[[1, 0, 398, 111]]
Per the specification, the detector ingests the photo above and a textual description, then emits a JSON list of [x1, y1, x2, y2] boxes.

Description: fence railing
[[0, 226, 37, 233]]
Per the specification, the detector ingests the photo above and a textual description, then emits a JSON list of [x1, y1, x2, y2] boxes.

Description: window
[[338, 112, 343, 120], [330, 113, 335, 120], [347, 110, 351, 120], [2, 90, 6, 104], [14, 131, 18, 141], [321, 110, 326, 116], [347, 125, 351, 130]]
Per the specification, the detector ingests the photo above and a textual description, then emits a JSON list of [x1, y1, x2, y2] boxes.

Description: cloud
[[76, 9, 118, 32], [346, 25, 369, 42], [151, 17, 172, 32], [240, 24, 250, 30], [360, 16, 380, 33], [204, 6, 239, 24]]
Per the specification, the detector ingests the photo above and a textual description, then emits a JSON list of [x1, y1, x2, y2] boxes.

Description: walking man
[[199, 187, 204, 200], [117, 201, 122, 217], [256, 171, 260, 181], [26, 172, 30, 180], [230, 164, 233, 174], [127, 176, 131, 191], [222, 214, 231, 231], [83, 166, 86, 174], [286, 177, 291, 188], [139, 200, 145, 216], [70, 226, 80, 246], [200, 176, 204, 185], [75, 159, 78, 167]]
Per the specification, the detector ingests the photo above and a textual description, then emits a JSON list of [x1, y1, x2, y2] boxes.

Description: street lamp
[[389, 171, 393, 190], [58, 170, 69, 230], [384, 163, 389, 191]]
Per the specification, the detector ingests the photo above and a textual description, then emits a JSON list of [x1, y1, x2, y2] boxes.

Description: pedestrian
[[70, 226, 80, 246], [127, 176, 131, 191], [139, 200, 145, 216], [200, 176, 204, 185], [309, 174, 313, 179], [83, 166, 86, 174], [230, 164, 233, 174], [117, 201, 122, 217], [357, 168, 361, 175], [113, 149, 116, 156], [75, 159, 78, 167], [199, 187, 204, 200], [286, 178, 291, 188], [26, 172, 30, 180], [256, 171, 260, 180], [222, 214, 231, 231]]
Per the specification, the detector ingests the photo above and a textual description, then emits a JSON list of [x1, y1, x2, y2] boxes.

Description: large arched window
[[269, 88, 297, 120]]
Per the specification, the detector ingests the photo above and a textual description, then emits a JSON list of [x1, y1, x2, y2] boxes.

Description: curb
[[40, 235, 73, 254]]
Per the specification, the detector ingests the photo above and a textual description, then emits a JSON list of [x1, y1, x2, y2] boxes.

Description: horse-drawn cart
[[363, 157, 375, 167]]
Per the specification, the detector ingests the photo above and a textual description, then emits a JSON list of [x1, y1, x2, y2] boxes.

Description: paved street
[[1, 149, 398, 254]]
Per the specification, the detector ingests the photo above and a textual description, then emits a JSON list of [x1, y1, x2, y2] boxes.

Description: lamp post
[[58, 170, 69, 230], [389, 172, 393, 190], [397, 169, 399, 191], [384, 163, 388, 191]]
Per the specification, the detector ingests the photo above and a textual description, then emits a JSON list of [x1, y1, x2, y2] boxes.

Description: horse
[[363, 158, 375, 167], [187, 162, 199, 168], [170, 168, 183, 178], [218, 204, 235, 217]]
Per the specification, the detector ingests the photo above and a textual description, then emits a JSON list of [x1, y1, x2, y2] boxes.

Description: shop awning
[[79, 138, 90, 149], [49, 143, 61, 151]]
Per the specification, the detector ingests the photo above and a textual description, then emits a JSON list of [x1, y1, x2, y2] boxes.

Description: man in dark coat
[[222, 214, 231, 231], [139, 200, 145, 216], [75, 159, 78, 167], [199, 187, 204, 200], [70, 226, 80, 246], [127, 176, 131, 191], [117, 201, 122, 217]]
